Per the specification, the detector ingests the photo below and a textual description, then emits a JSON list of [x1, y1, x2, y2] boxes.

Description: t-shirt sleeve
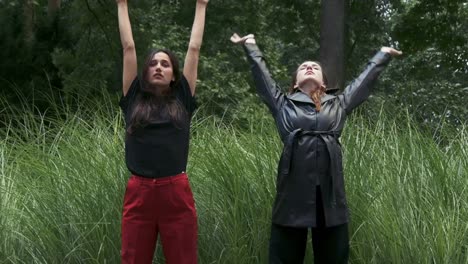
[[119, 77, 140, 114], [176, 75, 197, 114]]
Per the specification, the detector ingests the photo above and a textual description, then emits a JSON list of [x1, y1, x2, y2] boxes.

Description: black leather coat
[[243, 43, 391, 227]]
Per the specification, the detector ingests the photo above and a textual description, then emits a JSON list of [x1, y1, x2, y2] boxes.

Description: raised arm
[[183, 0, 209, 96], [117, 0, 137, 96], [231, 33, 285, 116], [339, 47, 402, 113]]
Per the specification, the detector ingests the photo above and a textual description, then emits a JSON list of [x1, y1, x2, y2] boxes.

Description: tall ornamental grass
[[0, 96, 466, 263]]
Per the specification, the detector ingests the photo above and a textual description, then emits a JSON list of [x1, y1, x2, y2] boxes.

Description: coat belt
[[280, 128, 341, 207]]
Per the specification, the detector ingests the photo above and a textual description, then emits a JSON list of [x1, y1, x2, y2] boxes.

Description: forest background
[[1, 0, 467, 127]]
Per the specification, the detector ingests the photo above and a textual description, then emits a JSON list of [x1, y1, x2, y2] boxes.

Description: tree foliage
[[386, 0, 468, 126], [0, 0, 466, 127]]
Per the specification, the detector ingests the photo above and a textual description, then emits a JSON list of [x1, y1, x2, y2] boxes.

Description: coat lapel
[[287, 91, 337, 105], [287, 91, 314, 104]]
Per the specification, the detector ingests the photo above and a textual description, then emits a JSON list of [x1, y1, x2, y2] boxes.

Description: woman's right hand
[[230, 33, 256, 45], [380, 46, 403, 56]]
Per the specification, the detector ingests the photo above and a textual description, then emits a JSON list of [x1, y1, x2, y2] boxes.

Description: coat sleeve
[[338, 51, 392, 114], [243, 43, 286, 117]]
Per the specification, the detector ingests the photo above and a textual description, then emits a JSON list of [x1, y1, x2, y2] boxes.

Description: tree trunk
[[319, 0, 347, 91], [48, 0, 61, 20], [23, 0, 35, 50]]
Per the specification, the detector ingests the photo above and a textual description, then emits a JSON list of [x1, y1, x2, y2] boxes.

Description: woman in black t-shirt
[[116, 0, 208, 263]]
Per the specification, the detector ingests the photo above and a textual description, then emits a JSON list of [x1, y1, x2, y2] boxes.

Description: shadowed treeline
[[0, 0, 467, 128]]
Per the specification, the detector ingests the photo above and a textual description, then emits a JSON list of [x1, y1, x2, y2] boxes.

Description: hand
[[380, 47, 402, 56], [230, 33, 256, 45], [197, 0, 209, 5]]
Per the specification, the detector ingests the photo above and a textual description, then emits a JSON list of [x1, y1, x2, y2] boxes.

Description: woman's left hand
[[230, 33, 256, 45], [380, 47, 402, 56]]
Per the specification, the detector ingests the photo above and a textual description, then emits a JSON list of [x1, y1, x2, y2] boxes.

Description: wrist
[[117, 1, 128, 7], [245, 38, 256, 44]]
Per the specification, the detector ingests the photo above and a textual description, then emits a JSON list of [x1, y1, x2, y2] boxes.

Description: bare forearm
[[117, 2, 135, 50], [188, 3, 207, 51], [117, 1, 137, 96], [183, 1, 208, 94]]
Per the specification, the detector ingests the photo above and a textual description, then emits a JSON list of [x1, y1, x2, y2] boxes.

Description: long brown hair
[[288, 61, 328, 112], [127, 49, 186, 134]]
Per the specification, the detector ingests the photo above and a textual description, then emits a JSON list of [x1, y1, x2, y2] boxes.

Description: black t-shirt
[[119, 76, 196, 178]]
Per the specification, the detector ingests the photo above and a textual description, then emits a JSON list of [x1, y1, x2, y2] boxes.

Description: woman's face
[[295, 61, 324, 88], [146, 52, 174, 88]]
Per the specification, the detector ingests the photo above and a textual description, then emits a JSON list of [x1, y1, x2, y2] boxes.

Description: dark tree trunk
[[23, 0, 35, 50], [319, 0, 347, 91], [48, 0, 61, 19]]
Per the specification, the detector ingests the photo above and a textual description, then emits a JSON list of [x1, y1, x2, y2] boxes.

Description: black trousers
[[268, 188, 349, 264]]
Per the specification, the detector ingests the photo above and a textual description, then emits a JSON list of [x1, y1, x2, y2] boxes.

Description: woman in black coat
[[231, 33, 402, 264]]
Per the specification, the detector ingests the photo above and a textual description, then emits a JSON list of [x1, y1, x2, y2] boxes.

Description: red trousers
[[121, 173, 197, 264]]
